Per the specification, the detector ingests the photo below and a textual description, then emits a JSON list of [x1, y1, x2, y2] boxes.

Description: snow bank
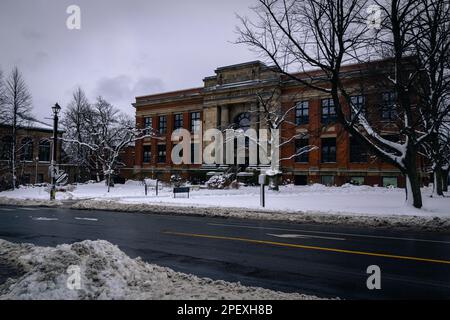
[[1, 182, 449, 231], [0, 239, 320, 300], [70, 200, 450, 232]]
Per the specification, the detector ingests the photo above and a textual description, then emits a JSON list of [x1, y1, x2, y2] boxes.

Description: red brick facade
[[131, 60, 427, 186]]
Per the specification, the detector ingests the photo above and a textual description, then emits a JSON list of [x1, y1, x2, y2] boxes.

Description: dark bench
[[173, 187, 190, 198]]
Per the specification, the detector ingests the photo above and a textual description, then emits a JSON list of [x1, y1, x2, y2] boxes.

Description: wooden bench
[[173, 187, 190, 198]]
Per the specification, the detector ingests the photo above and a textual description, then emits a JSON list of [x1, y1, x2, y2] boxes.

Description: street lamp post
[[50, 103, 61, 201], [35, 157, 39, 185]]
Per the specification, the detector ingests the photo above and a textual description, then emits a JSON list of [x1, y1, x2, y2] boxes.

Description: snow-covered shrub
[[206, 174, 232, 189], [170, 174, 183, 187]]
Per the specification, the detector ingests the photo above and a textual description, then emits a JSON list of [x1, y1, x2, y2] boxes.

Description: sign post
[[259, 174, 266, 208]]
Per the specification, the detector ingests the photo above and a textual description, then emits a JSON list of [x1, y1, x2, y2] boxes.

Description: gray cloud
[[0, 0, 258, 120], [95, 75, 164, 109]]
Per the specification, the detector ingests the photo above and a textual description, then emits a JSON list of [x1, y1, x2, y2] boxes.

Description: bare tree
[[61, 87, 93, 182], [410, 0, 450, 196], [64, 97, 157, 192], [0, 69, 5, 122], [236, 0, 440, 208], [2, 67, 32, 190]]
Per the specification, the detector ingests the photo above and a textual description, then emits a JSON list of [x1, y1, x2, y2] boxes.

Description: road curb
[[1, 197, 449, 233]]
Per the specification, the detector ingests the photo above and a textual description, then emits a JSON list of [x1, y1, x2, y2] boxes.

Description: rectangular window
[[321, 98, 336, 124], [381, 92, 397, 120], [144, 117, 152, 135], [349, 137, 367, 163], [191, 143, 200, 164], [190, 112, 201, 132], [295, 101, 309, 125], [321, 138, 336, 163], [159, 116, 167, 134], [38, 141, 50, 162], [174, 114, 183, 130], [321, 175, 334, 186], [382, 176, 398, 188], [350, 176, 365, 185], [37, 174, 44, 184], [143, 146, 152, 163], [294, 175, 308, 186], [350, 95, 366, 118], [157, 144, 166, 163], [21, 139, 33, 161], [295, 138, 309, 163]]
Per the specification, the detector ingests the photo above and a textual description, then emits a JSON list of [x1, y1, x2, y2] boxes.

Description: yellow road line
[[163, 231, 450, 265]]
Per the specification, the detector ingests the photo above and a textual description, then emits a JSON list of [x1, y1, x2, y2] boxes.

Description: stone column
[[221, 105, 229, 128]]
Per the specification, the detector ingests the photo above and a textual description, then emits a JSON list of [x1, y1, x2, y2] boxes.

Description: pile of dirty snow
[[0, 239, 321, 300]]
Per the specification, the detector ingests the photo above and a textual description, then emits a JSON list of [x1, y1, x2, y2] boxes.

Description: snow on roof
[[0, 117, 64, 133]]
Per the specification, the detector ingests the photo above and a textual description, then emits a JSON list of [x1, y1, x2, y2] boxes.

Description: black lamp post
[[50, 103, 61, 200]]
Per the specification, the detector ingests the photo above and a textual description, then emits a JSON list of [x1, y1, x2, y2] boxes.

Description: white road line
[[267, 233, 346, 241], [32, 217, 58, 221], [75, 217, 98, 221], [0, 208, 14, 211], [208, 223, 450, 245], [20, 207, 39, 211]]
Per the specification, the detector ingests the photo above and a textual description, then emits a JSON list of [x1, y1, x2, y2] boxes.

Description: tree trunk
[[432, 167, 443, 197], [443, 168, 449, 192], [11, 140, 16, 190], [404, 152, 422, 208], [12, 124, 16, 190], [107, 174, 111, 193]]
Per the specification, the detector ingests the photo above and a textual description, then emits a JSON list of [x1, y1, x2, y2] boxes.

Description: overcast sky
[[0, 0, 258, 122]]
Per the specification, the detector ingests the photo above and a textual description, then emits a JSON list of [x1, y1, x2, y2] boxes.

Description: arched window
[[20, 137, 33, 161], [232, 112, 252, 166], [234, 112, 251, 131], [39, 140, 51, 162], [0, 136, 13, 161]]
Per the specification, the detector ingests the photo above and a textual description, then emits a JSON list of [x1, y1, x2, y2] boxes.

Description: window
[[159, 116, 167, 134], [295, 139, 309, 163], [37, 174, 44, 184], [349, 137, 367, 163], [174, 114, 183, 130], [191, 143, 200, 164], [1, 136, 13, 160], [294, 175, 308, 186], [350, 95, 366, 118], [20, 138, 33, 161], [234, 112, 251, 131], [295, 101, 309, 125], [144, 117, 152, 135], [321, 138, 336, 163], [321, 175, 334, 186], [321, 98, 336, 124], [382, 177, 397, 188], [38, 140, 50, 162], [350, 177, 365, 185], [381, 92, 397, 120], [190, 112, 201, 132], [143, 146, 152, 163], [157, 144, 166, 163]]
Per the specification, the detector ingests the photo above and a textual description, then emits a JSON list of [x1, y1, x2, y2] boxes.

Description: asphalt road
[[0, 205, 449, 299]]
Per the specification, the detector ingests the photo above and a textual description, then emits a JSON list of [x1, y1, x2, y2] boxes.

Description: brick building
[[132, 60, 427, 187], [0, 120, 63, 190]]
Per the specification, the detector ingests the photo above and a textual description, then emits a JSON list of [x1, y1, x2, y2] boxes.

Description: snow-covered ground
[[1, 181, 449, 218], [0, 239, 321, 300]]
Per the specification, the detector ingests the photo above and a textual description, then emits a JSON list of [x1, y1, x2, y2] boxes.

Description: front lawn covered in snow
[[1, 181, 449, 218]]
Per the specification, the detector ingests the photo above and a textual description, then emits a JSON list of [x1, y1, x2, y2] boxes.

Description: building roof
[[133, 57, 408, 108], [0, 117, 64, 133]]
